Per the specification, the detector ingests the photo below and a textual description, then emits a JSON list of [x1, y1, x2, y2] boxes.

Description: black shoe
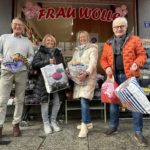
[[105, 128, 118, 135], [134, 133, 148, 147]]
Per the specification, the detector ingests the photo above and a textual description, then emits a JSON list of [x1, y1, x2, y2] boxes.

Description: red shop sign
[[22, 1, 128, 22], [37, 7, 120, 22]]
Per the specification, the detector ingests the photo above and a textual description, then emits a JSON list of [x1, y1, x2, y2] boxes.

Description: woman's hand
[[65, 68, 71, 79], [49, 58, 56, 64], [77, 71, 88, 81]]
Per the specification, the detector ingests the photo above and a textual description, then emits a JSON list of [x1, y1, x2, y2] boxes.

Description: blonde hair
[[42, 34, 56, 47], [112, 17, 128, 28], [76, 30, 90, 43]]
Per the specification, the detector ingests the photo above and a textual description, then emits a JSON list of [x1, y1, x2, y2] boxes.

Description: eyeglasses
[[113, 25, 126, 29]]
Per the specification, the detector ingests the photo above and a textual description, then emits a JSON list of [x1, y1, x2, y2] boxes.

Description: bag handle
[[107, 74, 114, 82]]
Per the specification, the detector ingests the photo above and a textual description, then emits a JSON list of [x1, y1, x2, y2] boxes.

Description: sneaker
[[44, 121, 52, 134], [105, 128, 118, 135], [134, 133, 148, 147], [51, 121, 61, 132], [77, 123, 93, 130]]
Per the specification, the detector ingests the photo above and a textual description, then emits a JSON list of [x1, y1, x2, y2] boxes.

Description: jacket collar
[[75, 43, 94, 51], [39, 45, 58, 54], [106, 33, 131, 45]]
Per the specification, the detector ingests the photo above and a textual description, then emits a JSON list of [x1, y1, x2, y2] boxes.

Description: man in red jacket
[[100, 17, 147, 147]]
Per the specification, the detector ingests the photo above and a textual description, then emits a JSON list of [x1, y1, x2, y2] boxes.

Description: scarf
[[112, 34, 127, 55], [78, 44, 86, 57]]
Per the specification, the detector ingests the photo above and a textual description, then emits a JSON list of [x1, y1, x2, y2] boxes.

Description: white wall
[[0, 0, 12, 35], [138, 0, 150, 38]]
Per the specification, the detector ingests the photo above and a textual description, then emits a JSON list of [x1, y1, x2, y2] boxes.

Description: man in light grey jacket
[[0, 17, 34, 137]]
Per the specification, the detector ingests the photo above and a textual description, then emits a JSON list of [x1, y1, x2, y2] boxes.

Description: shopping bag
[[115, 77, 150, 114], [41, 63, 69, 93], [2, 56, 23, 73], [68, 64, 88, 85], [101, 76, 120, 104]]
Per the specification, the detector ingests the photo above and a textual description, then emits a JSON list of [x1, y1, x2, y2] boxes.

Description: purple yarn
[[2, 57, 23, 73]]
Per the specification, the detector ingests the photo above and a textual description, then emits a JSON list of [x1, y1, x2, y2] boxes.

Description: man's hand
[[105, 67, 113, 76], [0, 58, 3, 63], [130, 63, 138, 72], [11, 53, 20, 61]]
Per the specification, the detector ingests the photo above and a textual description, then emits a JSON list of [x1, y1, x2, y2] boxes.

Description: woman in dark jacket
[[32, 34, 65, 134]]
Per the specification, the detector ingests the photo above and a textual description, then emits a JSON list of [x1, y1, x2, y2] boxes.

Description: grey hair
[[12, 17, 24, 24], [112, 17, 128, 27]]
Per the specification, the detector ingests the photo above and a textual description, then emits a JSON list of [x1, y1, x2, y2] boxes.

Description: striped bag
[[115, 77, 150, 114]]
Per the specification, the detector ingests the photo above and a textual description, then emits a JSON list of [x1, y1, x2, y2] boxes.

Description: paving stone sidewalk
[[0, 119, 150, 150]]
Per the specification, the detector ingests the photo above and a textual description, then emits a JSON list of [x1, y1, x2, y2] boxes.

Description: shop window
[[17, 0, 136, 56]]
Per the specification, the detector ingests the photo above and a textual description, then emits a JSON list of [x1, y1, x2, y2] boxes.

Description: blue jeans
[[109, 73, 143, 133], [80, 98, 91, 124]]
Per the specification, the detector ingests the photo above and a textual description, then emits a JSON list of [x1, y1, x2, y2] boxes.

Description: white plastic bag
[[115, 77, 150, 114], [68, 64, 88, 85], [41, 63, 69, 93]]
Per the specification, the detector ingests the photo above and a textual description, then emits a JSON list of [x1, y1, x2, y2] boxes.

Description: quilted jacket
[[70, 43, 98, 100], [32, 45, 66, 103], [100, 35, 147, 78]]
